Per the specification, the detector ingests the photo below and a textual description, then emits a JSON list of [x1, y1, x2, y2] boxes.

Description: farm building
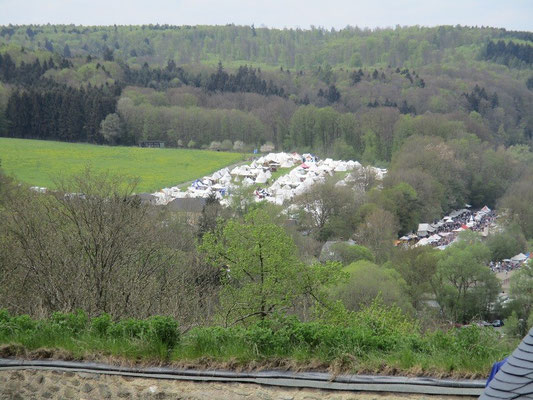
[[140, 141, 165, 148]]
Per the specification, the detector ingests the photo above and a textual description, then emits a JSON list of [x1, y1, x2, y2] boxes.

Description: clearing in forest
[[0, 138, 244, 193]]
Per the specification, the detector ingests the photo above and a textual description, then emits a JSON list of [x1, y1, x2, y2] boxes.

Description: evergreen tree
[[63, 44, 72, 58]]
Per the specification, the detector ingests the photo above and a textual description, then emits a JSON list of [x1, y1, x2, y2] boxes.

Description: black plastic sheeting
[[0, 358, 484, 396]]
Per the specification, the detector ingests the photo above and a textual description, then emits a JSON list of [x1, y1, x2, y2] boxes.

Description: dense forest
[[0, 24, 531, 154]]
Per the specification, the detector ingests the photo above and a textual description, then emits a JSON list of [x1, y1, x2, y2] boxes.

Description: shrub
[[260, 141, 275, 153], [186, 326, 241, 357], [233, 140, 245, 151], [220, 139, 233, 151], [9, 315, 37, 332], [352, 298, 420, 350], [91, 313, 113, 337], [146, 316, 180, 348], [455, 325, 501, 359], [0, 309, 10, 323], [209, 141, 222, 151], [50, 310, 88, 334], [331, 243, 374, 265], [109, 318, 150, 340]]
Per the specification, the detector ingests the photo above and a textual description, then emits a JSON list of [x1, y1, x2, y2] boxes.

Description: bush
[[233, 140, 246, 151], [186, 326, 238, 356], [260, 141, 275, 153], [91, 313, 113, 337], [146, 316, 180, 348], [0, 309, 10, 323], [504, 311, 527, 338], [103, 315, 180, 348], [331, 243, 374, 265], [455, 325, 501, 359], [108, 318, 150, 340], [352, 298, 420, 349], [209, 141, 222, 151], [50, 310, 88, 334], [8, 315, 37, 333], [220, 139, 233, 151]]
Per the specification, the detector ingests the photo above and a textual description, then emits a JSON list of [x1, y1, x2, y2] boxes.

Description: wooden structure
[[140, 141, 165, 148]]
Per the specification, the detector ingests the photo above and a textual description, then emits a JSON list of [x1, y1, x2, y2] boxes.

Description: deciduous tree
[[200, 209, 343, 325]]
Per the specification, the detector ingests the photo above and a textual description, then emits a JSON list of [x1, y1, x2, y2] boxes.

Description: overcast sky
[[1, 0, 531, 31]]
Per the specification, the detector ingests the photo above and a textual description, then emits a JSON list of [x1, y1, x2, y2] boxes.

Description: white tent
[[293, 183, 309, 196], [417, 223, 435, 237], [335, 180, 347, 187], [416, 238, 431, 247], [427, 234, 442, 243], [511, 253, 528, 263], [255, 171, 268, 184], [334, 163, 347, 172], [347, 160, 361, 170], [242, 177, 254, 186], [280, 160, 294, 168]]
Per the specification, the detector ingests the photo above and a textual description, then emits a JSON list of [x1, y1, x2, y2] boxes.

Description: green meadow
[[0, 138, 244, 192]]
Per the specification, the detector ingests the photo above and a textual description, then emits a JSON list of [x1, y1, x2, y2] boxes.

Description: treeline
[[485, 40, 533, 66], [123, 60, 285, 96], [205, 63, 285, 96], [0, 52, 72, 85], [1, 24, 529, 69], [6, 83, 120, 143], [116, 98, 270, 147], [0, 25, 532, 157]]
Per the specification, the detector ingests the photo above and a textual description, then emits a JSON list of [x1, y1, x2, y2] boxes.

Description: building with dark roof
[[166, 197, 206, 213], [481, 328, 533, 399]]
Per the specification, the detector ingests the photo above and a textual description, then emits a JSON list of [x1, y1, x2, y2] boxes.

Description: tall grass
[[0, 309, 514, 377]]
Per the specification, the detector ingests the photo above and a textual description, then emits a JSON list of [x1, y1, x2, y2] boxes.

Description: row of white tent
[[151, 152, 387, 206], [262, 159, 387, 206], [151, 166, 233, 205]]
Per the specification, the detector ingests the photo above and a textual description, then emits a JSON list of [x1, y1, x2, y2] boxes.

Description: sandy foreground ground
[[0, 369, 475, 399]]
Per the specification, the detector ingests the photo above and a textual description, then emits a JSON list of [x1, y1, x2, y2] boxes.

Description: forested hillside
[[0, 24, 531, 153], [0, 24, 532, 219]]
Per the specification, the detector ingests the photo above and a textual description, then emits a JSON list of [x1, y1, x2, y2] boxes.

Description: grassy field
[[0, 138, 244, 192]]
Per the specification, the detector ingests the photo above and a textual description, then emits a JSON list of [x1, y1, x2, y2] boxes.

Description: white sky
[[0, 0, 531, 31]]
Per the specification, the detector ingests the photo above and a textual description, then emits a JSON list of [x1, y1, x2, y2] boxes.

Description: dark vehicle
[[492, 320, 504, 327]]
